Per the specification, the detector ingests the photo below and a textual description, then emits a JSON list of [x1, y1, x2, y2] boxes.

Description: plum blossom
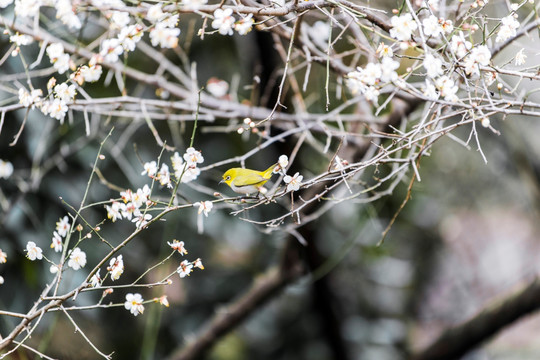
[[124, 293, 144, 316], [68, 247, 87, 270], [212, 8, 235, 35], [107, 255, 124, 280], [389, 13, 418, 41], [26, 241, 43, 261], [423, 54, 444, 78], [177, 260, 193, 278], [284, 172, 303, 192], [496, 15, 519, 43], [234, 14, 254, 35]]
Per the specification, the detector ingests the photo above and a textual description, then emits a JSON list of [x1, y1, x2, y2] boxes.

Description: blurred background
[[2, 2, 540, 360]]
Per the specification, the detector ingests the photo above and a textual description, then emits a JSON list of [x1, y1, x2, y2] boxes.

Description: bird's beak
[[219, 179, 224, 185]]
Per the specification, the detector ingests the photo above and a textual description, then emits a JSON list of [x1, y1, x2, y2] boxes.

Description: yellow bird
[[220, 164, 277, 195]]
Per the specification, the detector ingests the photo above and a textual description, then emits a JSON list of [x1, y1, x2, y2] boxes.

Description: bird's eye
[[226, 176, 231, 181]]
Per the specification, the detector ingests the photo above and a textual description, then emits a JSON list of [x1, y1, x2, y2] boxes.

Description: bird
[[220, 163, 277, 195]]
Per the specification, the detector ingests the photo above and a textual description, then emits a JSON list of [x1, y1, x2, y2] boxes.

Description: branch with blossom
[[0, 0, 539, 358]]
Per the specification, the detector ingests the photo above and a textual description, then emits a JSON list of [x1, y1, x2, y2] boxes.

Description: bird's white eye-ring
[[225, 176, 231, 181]]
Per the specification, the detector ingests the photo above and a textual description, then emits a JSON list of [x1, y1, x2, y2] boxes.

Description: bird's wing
[[232, 173, 265, 187]]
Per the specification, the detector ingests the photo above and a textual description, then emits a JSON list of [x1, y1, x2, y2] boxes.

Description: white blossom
[[389, 13, 418, 41], [212, 8, 235, 36]]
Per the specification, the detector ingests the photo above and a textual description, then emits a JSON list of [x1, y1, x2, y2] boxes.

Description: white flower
[[51, 231, 63, 252], [470, 45, 491, 66], [234, 14, 254, 35], [422, 15, 442, 37], [157, 163, 172, 188], [180, 167, 200, 183], [124, 293, 145, 316], [18, 88, 42, 108], [307, 21, 330, 49], [183, 147, 204, 166], [146, 3, 164, 22], [278, 155, 289, 168], [182, 0, 207, 10], [0, 160, 13, 179], [193, 258, 204, 270], [496, 15, 520, 43], [177, 260, 193, 278], [106, 201, 123, 222], [10, 33, 33, 46], [107, 255, 124, 280], [362, 63, 382, 86], [110, 11, 130, 29], [47, 43, 65, 61], [212, 8, 235, 36], [450, 32, 472, 59], [206, 78, 229, 98], [389, 13, 418, 41], [423, 53, 444, 78], [54, 83, 77, 102], [121, 202, 138, 220], [363, 86, 380, 103], [26, 241, 43, 261], [435, 76, 459, 102], [159, 14, 179, 28], [0, 249, 7, 263], [424, 0, 439, 11], [150, 23, 180, 49], [423, 79, 438, 100], [100, 38, 124, 63], [55, 0, 81, 29], [514, 48, 526, 66], [132, 185, 151, 208], [132, 212, 152, 229], [50, 264, 59, 274], [118, 25, 144, 52], [90, 269, 102, 288], [171, 152, 184, 173], [345, 74, 367, 95], [376, 42, 393, 58], [441, 19, 453, 34], [194, 201, 213, 216], [0, 0, 13, 8], [380, 57, 399, 83], [79, 65, 102, 83], [56, 215, 70, 237], [464, 45, 491, 76], [142, 161, 158, 177], [14, 0, 41, 17], [283, 172, 303, 192], [274, 154, 289, 174], [168, 240, 188, 255], [68, 247, 87, 270], [46, 43, 71, 73]]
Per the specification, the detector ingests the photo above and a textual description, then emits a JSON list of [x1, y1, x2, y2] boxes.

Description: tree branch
[[412, 277, 540, 360], [167, 239, 305, 360]]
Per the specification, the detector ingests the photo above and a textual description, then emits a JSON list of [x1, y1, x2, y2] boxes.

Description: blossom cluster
[[346, 57, 400, 104], [275, 155, 303, 193], [142, 147, 204, 188], [168, 240, 204, 278], [106, 184, 153, 228], [23, 216, 88, 275], [346, 4, 522, 105], [211, 9, 254, 36]]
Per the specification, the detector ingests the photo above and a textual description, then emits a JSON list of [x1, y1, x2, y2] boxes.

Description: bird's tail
[[262, 163, 278, 179]]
